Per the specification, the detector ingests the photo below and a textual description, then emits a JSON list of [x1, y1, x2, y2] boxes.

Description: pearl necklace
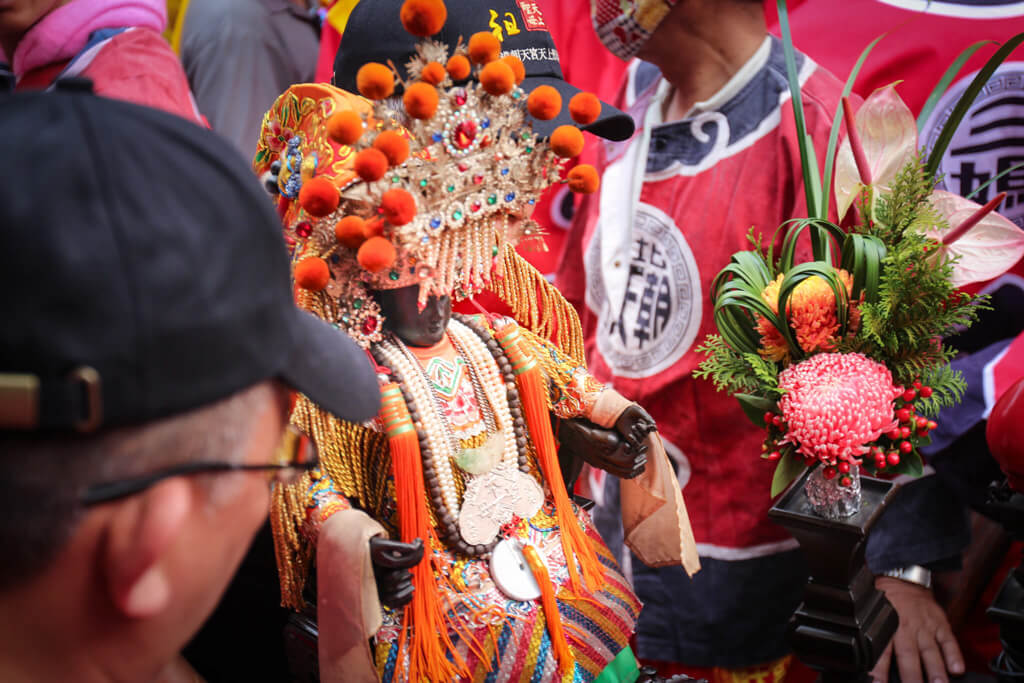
[[375, 339, 462, 516], [369, 315, 533, 557], [448, 318, 518, 468]]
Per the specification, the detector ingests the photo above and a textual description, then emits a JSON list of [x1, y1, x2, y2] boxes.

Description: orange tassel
[[380, 384, 467, 682], [493, 325, 604, 594], [523, 544, 576, 675]]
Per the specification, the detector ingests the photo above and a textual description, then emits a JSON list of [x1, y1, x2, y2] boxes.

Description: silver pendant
[[458, 463, 543, 545]]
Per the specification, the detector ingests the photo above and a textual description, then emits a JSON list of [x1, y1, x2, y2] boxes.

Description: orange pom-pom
[[527, 85, 562, 121], [295, 257, 331, 291], [446, 54, 470, 80], [354, 148, 388, 181], [335, 215, 368, 249], [373, 130, 410, 166], [400, 0, 447, 37], [569, 92, 602, 126], [567, 164, 600, 194], [356, 63, 394, 100], [403, 82, 439, 119], [380, 188, 417, 226], [479, 61, 515, 96], [501, 55, 525, 84], [326, 110, 364, 146], [467, 32, 500, 64], [420, 61, 446, 85], [298, 176, 339, 217], [550, 125, 585, 158], [363, 217, 386, 238], [357, 236, 397, 272]]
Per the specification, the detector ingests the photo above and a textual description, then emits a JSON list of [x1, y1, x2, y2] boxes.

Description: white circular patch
[[585, 202, 702, 379], [921, 63, 1024, 229], [876, 0, 1024, 18], [489, 539, 541, 602]]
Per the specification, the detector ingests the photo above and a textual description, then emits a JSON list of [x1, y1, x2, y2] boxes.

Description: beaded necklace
[[370, 314, 533, 557]]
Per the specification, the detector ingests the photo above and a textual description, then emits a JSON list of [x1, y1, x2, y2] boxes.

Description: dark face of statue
[[373, 285, 451, 347]]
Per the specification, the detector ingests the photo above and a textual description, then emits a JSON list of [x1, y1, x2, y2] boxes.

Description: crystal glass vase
[[804, 463, 862, 519]]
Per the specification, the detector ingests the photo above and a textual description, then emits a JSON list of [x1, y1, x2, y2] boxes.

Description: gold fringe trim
[[271, 395, 390, 610], [487, 244, 586, 366], [271, 474, 314, 610]]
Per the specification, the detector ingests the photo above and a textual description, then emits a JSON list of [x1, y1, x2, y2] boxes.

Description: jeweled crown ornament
[[255, 0, 603, 348]]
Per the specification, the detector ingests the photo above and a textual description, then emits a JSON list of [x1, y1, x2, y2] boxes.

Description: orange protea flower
[[757, 269, 858, 362]]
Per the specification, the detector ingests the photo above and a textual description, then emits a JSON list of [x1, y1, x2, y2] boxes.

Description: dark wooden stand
[[769, 470, 899, 683]]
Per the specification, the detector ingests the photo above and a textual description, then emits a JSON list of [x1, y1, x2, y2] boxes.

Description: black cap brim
[[521, 75, 635, 142], [279, 309, 381, 423]]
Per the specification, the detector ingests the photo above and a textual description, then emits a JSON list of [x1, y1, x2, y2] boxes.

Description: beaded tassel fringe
[[488, 244, 586, 364], [381, 383, 468, 682], [494, 323, 604, 595]]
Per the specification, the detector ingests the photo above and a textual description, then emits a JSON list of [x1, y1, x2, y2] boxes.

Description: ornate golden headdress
[[254, 0, 601, 352]]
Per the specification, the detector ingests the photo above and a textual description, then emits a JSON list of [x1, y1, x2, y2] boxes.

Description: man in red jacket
[[559, 1, 968, 681]]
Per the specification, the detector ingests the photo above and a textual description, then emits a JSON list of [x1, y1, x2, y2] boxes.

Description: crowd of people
[[1, 0, 1022, 682]]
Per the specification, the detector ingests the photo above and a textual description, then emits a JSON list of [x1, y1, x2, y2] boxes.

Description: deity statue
[[253, 5, 697, 681]]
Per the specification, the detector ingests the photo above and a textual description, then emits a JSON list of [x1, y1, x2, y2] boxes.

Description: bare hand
[[871, 576, 964, 683], [369, 537, 424, 609]]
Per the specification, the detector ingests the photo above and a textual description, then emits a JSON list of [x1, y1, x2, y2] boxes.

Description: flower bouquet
[[696, 12, 1024, 518]]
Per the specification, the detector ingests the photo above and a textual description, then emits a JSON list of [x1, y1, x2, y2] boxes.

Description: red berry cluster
[[761, 412, 787, 463], [868, 381, 935, 473]]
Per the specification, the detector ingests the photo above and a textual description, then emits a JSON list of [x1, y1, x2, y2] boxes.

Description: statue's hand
[[559, 418, 647, 479], [369, 537, 424, 609], [613, 403, 657, 450]]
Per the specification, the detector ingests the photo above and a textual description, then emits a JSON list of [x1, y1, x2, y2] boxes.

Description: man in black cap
[[0, 82, 380, 682]]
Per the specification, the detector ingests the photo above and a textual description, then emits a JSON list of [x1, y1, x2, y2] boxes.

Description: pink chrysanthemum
[[778, 353, 900, 464]]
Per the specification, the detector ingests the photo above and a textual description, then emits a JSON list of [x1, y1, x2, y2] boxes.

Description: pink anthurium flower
[[927, 190, 1024, 287], [834, 84, 918, 221]]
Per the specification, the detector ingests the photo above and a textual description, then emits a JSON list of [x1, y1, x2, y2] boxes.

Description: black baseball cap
[[333, 0, 636, 142], [0, 84, 380, 433]]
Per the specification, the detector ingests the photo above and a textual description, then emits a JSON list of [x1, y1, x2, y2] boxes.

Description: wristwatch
[[881, 565, 932, 589]]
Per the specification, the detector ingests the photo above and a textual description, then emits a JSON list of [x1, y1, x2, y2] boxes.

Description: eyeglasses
[[80, 425, 318, 506]]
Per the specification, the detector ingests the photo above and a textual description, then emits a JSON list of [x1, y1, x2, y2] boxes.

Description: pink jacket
[[10, 0, 200, 122]]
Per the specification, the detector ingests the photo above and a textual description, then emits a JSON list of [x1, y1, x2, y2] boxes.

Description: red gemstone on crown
[[453, 90, 467, 107], [361, 316, 379, 335], [472, 174, 484, 185], [454, 120, 477, 150], [471, 201, 482, 212], [295, 221, 313, 238]]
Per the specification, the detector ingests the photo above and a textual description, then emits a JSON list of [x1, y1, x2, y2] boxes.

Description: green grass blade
[[966, 161, 1024, 200], [926, 33, 1024, 180], [840, 234, 885, 303], [821, 33, 885, 221], [777, 0, 824, 220], [917, 40, 994, 134], [779, 218, 845, 270]]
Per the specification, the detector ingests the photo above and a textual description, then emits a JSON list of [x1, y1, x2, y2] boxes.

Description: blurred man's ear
[[101, 479, 193, 619]]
